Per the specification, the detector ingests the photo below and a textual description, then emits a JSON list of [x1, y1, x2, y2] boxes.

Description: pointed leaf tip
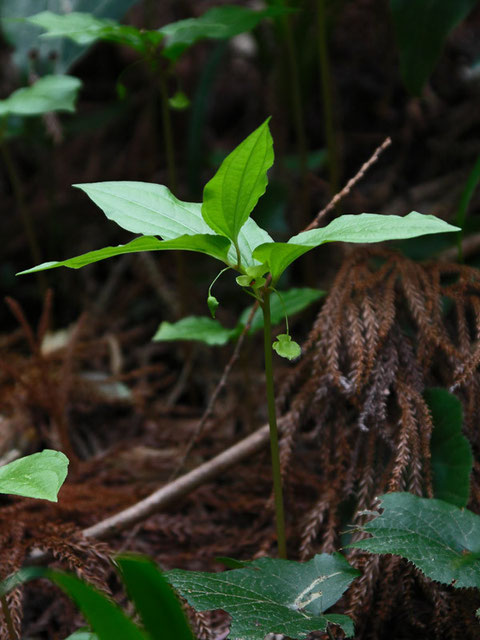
[[202, 119, 274, 243]]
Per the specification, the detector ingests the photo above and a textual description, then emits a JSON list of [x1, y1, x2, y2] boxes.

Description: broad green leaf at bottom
[[166, 553, 359, 640], [153, 316, 237, 346], [0, 567, 147, 640], [350, 493, 480, 588]]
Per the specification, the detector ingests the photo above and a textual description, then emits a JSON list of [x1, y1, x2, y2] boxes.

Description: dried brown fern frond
[[276, 247, 480, 639]]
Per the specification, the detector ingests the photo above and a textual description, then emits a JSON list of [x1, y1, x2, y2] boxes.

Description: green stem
[[317, 0, 339, 196], [1, 137, 46, 293], [261, 288, 287, 559], [278, 8, 309, 224], [1, 594, 18, 640], [155, 61, 178, 194]]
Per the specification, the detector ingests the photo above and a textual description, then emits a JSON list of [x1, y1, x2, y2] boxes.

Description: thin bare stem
[[306, 136, 392, 230], [169, 301, 259, 480]]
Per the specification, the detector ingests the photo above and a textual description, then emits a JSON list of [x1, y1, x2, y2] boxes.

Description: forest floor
[[1, 1, 480, 638]]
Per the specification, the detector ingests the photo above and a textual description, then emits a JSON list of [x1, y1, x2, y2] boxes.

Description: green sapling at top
[[19, 118, 460, 560]]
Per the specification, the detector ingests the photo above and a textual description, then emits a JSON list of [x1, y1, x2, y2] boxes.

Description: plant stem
[[1, 594, 18, 640], [1, 138, 46, 292], [277, 8, 309, 227], [261, 288, 287, 559], [155, 61, 178, 193], [317, 0, 339, 196]]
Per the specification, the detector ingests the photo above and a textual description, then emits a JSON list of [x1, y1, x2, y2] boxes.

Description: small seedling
[[16, 119, 460, 639], [19, 118, 459, 561]]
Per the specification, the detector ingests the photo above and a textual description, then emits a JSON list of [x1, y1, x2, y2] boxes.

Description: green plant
[[348, 389, 479, 620], [23, 6, 290, 194], [350, 492, 480, 590], [0, 448, 68, 639], [390, 0, 478, 95], [0, 449, 68, 502], [0, 74, 82, 277], [153, 286, 325, 346], [17, 119, 460, 637], [0, 554, 193, 640]]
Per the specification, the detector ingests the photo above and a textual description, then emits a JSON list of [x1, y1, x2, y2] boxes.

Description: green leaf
[[231, 217, 273, 268], [455, 154, 480, 259], [202, 119, 274, 245], [273, 334, 301, 360], [254, 212, 460, 282], [235, 265, 267, 290], [25, 11, 115, 45], [25, 11, 163, 53], [350, 493, 480, 588], [1, 0, 139, 74], [73, 181, 272, 268], [74, 181, 214, 240], [0, 567, 147, 640], [63, 631, 98, 640], [166, 553, 359, 640], [169, 90, 190, 111], [17, 234, 231, 275], [424, 388, 473, 507], [0, 75, 82, 117], [239, 287, 325, 334], [153, 316, 236, 346], [160, 5, 291, 61], [115, 555, 194, 640], [390, 0, 478, 95], [0, 449, 68, 502]]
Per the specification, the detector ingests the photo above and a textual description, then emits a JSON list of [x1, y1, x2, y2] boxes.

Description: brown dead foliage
[[276, 247, 480, 639]]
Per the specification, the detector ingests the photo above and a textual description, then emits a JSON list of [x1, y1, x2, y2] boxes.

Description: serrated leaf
[[350, 493, 480, 588], [153, 316, 236, 346], [202, 119, 274, 245], [238, 287, 325, 334], [273, 334, 301, 360], [254, 212, 460, 282], [0, 75, 81, 117], [166, 553, 359, 640], [0, 449, 68, 502], [424, 388, 473, 507], [115, 555, 194, 640], [0, 567, 147, 640], [160, 5, 291, 61], [74, 182, 214, 240], [390, 0, 477, 95], [17, 234, 231, 275]]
